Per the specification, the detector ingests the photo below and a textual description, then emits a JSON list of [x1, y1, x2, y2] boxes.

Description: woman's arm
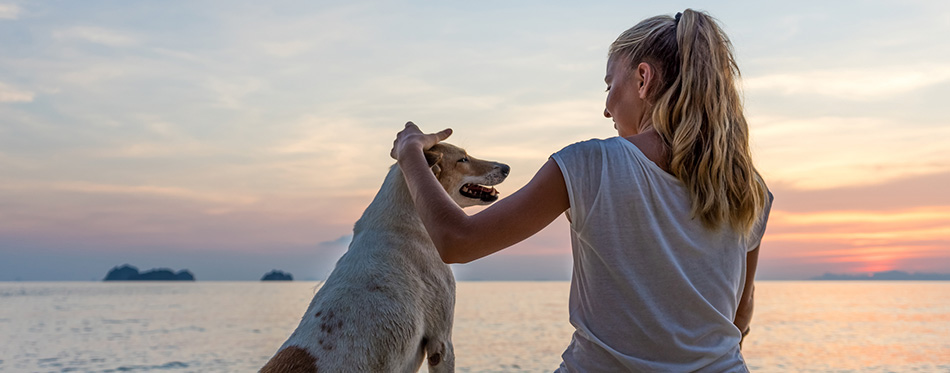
[[735, 245, 759, 347], [392, 123, 569, 263]]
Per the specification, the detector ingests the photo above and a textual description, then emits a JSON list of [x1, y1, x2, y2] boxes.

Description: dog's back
[[262, 166, 454, 373]]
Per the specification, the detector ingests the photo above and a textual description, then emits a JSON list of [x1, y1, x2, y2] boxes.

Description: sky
[[1, 0, 948, 281]]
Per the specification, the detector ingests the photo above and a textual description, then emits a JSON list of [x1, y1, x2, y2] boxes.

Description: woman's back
[[390, 8, 773, 373], [553, 137, 769, 372]]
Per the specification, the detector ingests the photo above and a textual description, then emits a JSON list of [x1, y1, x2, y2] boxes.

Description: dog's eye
[[458, 157, 469, 163]]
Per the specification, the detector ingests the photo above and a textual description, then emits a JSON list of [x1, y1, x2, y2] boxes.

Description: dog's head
[[424, 143, 509, 208]]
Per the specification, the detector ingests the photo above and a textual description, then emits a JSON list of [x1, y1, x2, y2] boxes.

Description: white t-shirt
[[551, 137, 771, 373]]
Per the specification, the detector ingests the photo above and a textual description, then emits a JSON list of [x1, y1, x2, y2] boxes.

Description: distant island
[[811, 270, 950, 281], [261, 270, 293, 281], [103, 264, 195, 281]]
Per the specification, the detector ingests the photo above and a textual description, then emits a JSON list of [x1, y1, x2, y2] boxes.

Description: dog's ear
[[424, 149, 443, 166], [424, 149, 443, 178]]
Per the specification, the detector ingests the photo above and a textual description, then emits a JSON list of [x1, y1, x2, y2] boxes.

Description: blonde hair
[[609, 9, 767, 235]]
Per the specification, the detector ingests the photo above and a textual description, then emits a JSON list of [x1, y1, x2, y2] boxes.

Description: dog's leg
[[424, 337, 454, 373]]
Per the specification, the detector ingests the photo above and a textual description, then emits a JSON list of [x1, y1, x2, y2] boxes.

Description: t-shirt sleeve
[[746, 189, 773, 251], [550, 139, 605, 232]]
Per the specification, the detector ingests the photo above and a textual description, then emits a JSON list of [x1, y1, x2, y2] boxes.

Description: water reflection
[[0, 281, 947, 372]]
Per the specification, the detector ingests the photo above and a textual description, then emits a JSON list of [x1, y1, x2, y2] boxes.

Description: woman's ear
[[636, 62, 656, 100]]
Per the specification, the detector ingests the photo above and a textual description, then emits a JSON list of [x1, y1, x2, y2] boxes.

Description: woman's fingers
[[400, 121, 450, 144], [391, 122, 452, 160], [434, 128, 453, 142], [391, 122, 420, 159]]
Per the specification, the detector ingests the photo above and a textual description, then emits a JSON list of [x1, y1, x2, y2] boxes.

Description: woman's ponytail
[[611, 9, 767, 235]]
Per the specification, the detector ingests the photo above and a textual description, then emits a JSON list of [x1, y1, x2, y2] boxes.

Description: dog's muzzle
[[459, 163, 509, 203]]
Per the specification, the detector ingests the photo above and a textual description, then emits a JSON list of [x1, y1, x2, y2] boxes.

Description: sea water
[[0, 281, 947, 372]]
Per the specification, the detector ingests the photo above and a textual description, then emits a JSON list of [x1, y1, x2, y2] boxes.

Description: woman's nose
[[603, 108, 611, 118]]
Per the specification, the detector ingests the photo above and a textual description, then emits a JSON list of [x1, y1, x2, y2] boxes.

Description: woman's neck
[[625, 128, 672, 173], [618, 114, 655, 138]]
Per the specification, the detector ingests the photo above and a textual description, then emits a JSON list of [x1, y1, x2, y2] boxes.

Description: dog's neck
[[352, 164, 429, 235]]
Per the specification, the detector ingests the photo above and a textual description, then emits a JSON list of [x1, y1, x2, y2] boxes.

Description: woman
[[391, 9, 771, 372]]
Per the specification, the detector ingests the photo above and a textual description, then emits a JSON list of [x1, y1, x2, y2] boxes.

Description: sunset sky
[[1, 0, 948, 281]]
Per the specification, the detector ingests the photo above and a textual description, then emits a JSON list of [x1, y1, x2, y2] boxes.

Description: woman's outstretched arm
[[392, 122, 569, 263]]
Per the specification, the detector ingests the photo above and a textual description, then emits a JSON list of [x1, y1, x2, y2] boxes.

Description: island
[[103, 264, 196, 281], [261, 270, 293, 281], [811, 270, 950, 281]]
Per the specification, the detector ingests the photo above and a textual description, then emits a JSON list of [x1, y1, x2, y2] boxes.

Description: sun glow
[[763, 207, 950, 274]]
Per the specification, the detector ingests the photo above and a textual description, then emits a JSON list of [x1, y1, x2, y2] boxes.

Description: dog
[[261, 142, 509, 373]]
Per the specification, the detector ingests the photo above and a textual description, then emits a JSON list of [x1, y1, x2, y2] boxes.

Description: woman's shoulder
[[555, 137, 620, 156]]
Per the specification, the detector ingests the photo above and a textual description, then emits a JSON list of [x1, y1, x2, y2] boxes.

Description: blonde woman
[[391, 9, 771, 372]]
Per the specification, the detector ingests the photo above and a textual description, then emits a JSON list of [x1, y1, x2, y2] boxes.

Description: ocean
[[0, 281, 947, 372]]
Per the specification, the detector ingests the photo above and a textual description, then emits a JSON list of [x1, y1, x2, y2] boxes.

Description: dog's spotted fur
[[261, 143, 508, 373]]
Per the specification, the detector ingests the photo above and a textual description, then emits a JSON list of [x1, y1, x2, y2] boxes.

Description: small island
[[811, 270, 950, 281], [261, 270, 293, 281], [103, 264, 195, 281]]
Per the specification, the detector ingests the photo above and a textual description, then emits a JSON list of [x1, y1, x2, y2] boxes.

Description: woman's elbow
[[432, 234, 473, 264], [435, 244, 472, 264], [439, 254, 469, 265]]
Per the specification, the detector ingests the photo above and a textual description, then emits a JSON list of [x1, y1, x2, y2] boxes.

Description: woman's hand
[[390, 121, 453, 161]]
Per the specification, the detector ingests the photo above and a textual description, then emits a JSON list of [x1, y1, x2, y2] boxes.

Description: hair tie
[[674, 12, 682, 24]]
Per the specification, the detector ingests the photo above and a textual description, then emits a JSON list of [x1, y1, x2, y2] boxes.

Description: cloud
[[743, 64, 950, 100], [257, 40, 314, 58], [81, 121, 210, 158], [772, 208, 950, 226], [768, 170, 950, 213], [84, 142, 207, 158], [203, 76, 265, 109], [768, 209, 950, 245], [751, 115, 950, 190], [0, 82, 34, 102], [58, 182, 259, 205], [754, 168, 950, 278], [0, 181, 258, 205], [53, 26, 138, 47], [262, 115, 399, 193], [0, 3, 19, 19]]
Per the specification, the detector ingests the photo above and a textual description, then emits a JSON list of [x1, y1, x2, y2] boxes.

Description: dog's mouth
[[460, 183, 499, 202]]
